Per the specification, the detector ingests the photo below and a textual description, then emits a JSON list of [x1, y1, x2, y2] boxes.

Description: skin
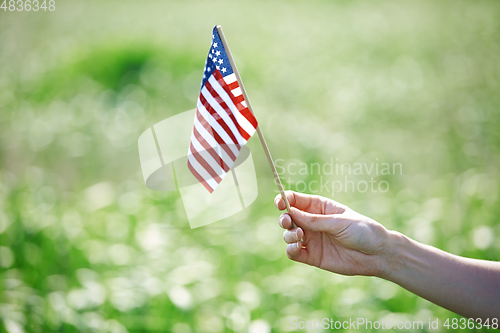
[[275, 191, 500, 320]]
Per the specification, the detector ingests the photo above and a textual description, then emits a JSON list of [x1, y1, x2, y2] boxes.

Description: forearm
[[379, 231, 500, 319]]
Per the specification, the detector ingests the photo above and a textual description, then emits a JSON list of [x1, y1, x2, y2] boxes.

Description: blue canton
[[201, 26, 234, 88]]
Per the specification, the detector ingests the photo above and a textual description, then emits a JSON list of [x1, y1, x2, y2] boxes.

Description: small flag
[[187, 26, 258, 193]]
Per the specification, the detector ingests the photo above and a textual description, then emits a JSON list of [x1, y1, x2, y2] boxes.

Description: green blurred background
[[1, 0, 500, 332]]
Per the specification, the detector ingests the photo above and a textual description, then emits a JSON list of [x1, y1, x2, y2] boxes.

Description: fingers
[[278, 207, 350, 234], [283, 227, 304, 244], [286, 241, 302, 259], [274, 191, 346, 215], [274, 190, 314, 211], [279, 213, 293, 229], [274, 194, 287, 211], [289, 206, 350, 234]]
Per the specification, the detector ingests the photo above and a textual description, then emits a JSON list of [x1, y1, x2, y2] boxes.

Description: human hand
[[275, 191, 392, 277]]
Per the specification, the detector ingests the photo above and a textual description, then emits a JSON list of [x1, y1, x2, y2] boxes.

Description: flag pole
[[216, 25, 295, 227]]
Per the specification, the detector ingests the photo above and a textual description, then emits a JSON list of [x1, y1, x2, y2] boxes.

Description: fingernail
[[279, 216, 284, 228], [294, 230, 298, 240], [297, 228, 302, 239], [295, 242, 301, 249]]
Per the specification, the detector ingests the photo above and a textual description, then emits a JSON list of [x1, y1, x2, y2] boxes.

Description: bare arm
[[275, 191, 500, 320], [381, 231, 500, 319]]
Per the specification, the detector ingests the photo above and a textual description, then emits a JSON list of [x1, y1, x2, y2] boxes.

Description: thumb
[[289, 207, 349, 234]]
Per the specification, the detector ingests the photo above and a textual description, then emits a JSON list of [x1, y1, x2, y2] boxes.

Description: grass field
[[1, 0, 500, 332]]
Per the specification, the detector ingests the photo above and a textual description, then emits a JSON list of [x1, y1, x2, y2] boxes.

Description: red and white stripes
[[187, 70, 258, 193]]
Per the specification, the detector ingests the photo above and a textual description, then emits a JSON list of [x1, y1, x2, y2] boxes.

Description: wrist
[[376, 230, 409, 281]]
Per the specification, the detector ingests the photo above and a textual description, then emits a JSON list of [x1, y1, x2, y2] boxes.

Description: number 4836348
[[1, 0, 55, 11]]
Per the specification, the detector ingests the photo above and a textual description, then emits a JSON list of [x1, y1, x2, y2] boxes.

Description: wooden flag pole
[[216, 25, 295, 227]]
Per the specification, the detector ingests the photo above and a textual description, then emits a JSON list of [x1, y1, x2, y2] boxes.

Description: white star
[[203, 74, 206, 78], [218, 59, 223, 64], [209, 54, 212, 58], [216, 65, 220, 70], [213, 42, 218, 48], [215, 50, 221, 56], [221, 67, 227, 73], [211, 49, 214, 54], [212, 34, 214, 39], [213, 57, 217, 63]]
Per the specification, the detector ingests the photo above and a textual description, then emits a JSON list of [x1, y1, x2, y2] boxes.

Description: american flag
[[187, 26, 258, 193]]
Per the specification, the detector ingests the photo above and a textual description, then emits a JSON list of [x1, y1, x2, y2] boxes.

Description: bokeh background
[[1, 0, 500, 332]]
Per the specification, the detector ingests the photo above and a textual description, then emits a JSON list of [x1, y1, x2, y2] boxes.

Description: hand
[[275, 191, 392, 277]]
